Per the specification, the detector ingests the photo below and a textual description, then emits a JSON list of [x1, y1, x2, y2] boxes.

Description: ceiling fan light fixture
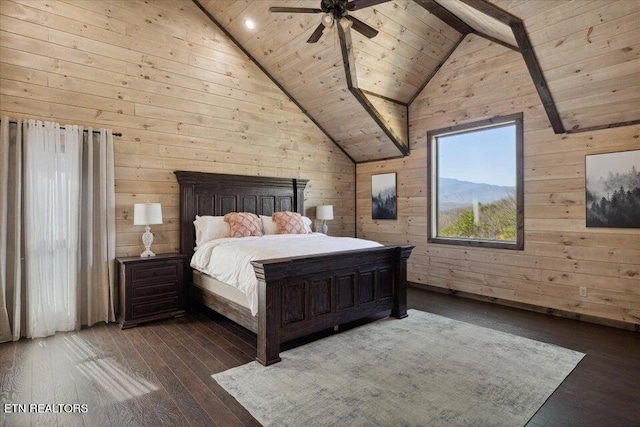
[[321, 13, 334, 27]]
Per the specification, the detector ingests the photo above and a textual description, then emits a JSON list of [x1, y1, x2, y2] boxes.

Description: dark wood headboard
[[174, 171, 308, 258]]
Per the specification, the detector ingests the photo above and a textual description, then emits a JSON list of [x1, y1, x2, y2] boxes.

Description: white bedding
[[190, 233, 383, 316]]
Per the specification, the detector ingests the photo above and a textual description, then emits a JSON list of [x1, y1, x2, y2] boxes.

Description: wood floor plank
[[30, 337, 58, 427], [48, 334, 84, 427], [76, 326, 136, 427], [105, 325, 183, 427], [160, 319, 258, 426], [91, 323, 162, 427], [0, 341, 16, 374], [164, 318, 228, 373], [136, 325, 221, 426], [65, 329, 118, 427], [157, 321, 249, 427], [123, 327, 197, 427], [1, 339, 33, 427], [185, 312, 253, 366], [131, 327, 216, 427], [189, 310, 256, 361], [0, 341, 17, 424], [180, 316, 244, 367], [86, 325, 143, 427], [162, 318, 259, 425], [119, 327, 191, 427]]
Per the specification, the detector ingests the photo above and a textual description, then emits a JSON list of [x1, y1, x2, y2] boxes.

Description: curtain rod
[[1, 119, 122, 137]]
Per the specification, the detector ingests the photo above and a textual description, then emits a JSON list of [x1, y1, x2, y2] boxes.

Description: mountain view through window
[[429, 118, 522, 248]]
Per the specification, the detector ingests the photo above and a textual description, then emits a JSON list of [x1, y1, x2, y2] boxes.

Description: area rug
[[213, 309, 585, 426]]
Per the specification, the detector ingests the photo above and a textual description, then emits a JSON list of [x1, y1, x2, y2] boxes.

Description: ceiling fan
[[269, 0, 388, 43]]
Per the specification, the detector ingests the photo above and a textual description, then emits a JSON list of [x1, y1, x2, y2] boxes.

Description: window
[[427, 114, 523, 249]]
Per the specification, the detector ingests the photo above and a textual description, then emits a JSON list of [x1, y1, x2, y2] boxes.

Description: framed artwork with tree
[[372, 173, 397, 220], [585, 149, 640, 228]]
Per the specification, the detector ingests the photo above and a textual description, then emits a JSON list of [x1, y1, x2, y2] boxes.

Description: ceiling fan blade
[[307, 23, 325, 43], [347, 0, 390, 11], [269, 7, 322, 13], [344, 15, 378, 38]]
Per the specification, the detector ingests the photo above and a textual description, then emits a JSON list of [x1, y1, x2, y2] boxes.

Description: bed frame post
[[391, 246, 413, 319], [254, 264, 282, 366]]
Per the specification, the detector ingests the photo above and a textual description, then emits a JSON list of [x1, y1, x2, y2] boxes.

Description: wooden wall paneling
[[356, 33, 640, 328], [523, 0, 636, 44], [513, 0, 640, 131], [353, 4, 455, 61], [354, 68, 421, 102], [0, 0, 356, 256]]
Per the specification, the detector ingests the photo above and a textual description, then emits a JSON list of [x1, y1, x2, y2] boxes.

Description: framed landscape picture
[[585, 149, 640, 228], [372, 173, 397, 220]]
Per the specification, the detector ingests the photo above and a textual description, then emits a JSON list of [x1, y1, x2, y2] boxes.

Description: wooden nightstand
[[116, 254, 189, 329]]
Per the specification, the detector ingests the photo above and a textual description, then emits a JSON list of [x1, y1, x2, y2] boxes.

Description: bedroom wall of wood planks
[[0, 0, 355, 257], [357, 34, 640, 329]]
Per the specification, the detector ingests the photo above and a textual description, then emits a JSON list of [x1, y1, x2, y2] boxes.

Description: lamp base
[[322, 220, 328, 235], [140, 226, 156, 257], [140, 249, 156, 258]]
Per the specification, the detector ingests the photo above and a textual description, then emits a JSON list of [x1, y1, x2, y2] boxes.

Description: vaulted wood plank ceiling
[[196, 0, 640, 162]]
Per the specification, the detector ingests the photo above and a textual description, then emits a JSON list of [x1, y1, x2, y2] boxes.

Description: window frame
[[426, 113, 524, 250]]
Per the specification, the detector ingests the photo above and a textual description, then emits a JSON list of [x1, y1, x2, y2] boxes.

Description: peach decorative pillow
[[272, 211, 307, 234], [224, 212, 263, 238]]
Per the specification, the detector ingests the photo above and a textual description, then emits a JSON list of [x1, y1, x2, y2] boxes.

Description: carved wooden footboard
[[251, 245, 414, 365]]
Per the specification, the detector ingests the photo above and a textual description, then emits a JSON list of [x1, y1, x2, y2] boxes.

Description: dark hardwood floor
[[1, 287, 638, 427]]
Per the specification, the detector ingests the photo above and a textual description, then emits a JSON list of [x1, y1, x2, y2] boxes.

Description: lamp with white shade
[[316, 205, 334, 234], [134, 203, 163, 257]]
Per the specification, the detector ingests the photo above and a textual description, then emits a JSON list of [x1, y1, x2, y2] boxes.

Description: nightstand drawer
[[131, 262, 180, 283], [132, 281, 178, 300], [132, 296, 179, 319]]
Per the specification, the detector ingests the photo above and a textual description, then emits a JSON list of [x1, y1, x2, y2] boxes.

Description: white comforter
[[190, 233, 382, 316]]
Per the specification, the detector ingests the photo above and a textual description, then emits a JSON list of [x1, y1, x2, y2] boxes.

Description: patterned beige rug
[[213, 309, 584, 426]]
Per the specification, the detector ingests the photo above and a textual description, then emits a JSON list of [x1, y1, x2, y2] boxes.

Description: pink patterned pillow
[[224, 212, 263, 238], [272, 211, 307, 234]]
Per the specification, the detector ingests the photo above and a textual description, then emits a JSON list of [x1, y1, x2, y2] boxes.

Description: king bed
[[175, 171, 414, 365]]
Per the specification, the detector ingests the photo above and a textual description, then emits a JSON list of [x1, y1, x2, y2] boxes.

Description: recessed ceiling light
[[245, 19, 255, 30]]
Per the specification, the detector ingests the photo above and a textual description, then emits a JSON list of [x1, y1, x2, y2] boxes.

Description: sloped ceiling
[[195, 0, 640, 162]]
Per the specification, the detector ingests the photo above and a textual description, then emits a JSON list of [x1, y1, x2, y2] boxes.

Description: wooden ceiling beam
[[479, 33, 520, 53], [413, 0, 474, 35], [359, 89, 408, 107], [564, 119, 640, 135], [457, 0, 520, 27], [338, 21, 409, 156], [414, 0, 519, 52], [457, 0, 565, 134], [511, 21, 565, 134]]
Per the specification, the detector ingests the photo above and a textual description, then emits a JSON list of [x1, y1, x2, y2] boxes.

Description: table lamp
[[316, 205, 334, 234], [134, 203, 163, 257]]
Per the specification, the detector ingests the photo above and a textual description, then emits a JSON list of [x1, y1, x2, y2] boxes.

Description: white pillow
[[193, 215, 231, 248], [302, 216, 313, 233], [261, 214, 313, 234], [260, 215, 279, 235]]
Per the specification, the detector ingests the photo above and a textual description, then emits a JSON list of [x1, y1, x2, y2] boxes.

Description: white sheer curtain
[[24, 121, 80, 337], [0, 117, 116, 341]]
